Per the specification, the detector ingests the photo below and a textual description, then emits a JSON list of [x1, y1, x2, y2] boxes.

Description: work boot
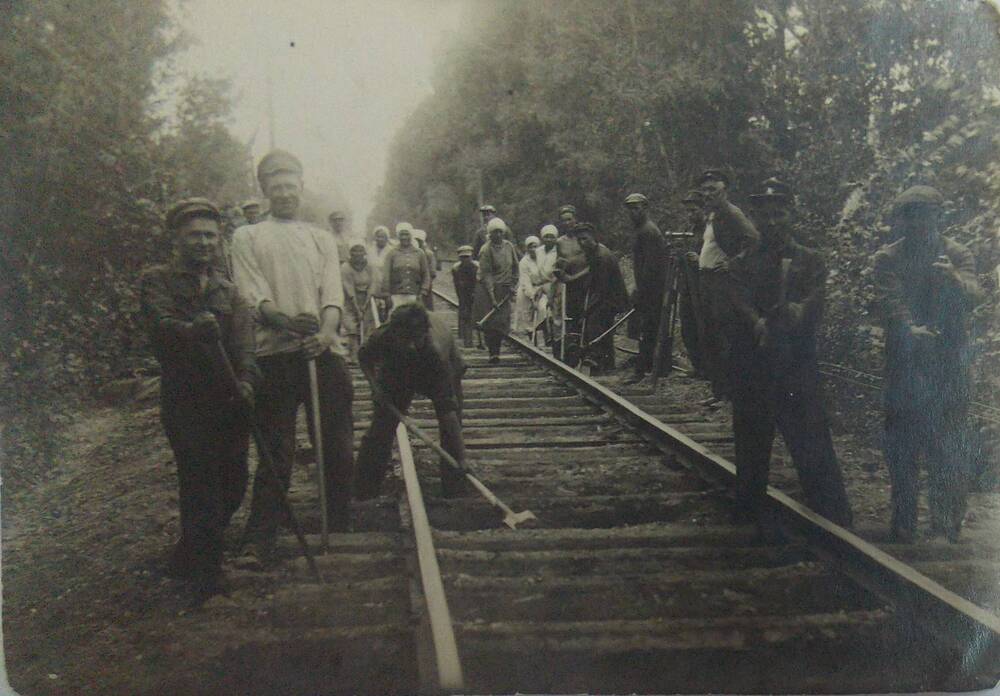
[[622, 372, 645, 386]]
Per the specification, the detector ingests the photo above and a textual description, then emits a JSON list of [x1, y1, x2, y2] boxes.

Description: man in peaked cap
[[328, 209, 352, 264], [140, 197, 260, 600], [622, 192, 668, 384], [232, 150, 355, 563], [452, 245, 479, 347], [471, 204, 498, 260], [727, 177, 852, 540], [873, 184, 983, 543]]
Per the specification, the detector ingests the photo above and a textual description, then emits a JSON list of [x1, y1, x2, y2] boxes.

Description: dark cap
[[624, 193, 649, 206], [573, 221, 597, 236], [695, 168, 730, 186], [256, 149, 303, 186], [558, 204, 577, 216], [892, 185, 944, 211], [166, 197, 221, 230], [350, 243, 366, 253], [749, 177, 793, 203]]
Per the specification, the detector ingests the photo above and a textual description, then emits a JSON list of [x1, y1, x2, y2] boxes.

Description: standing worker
[[729, 178, 852, 539], [678, 189, 708, 378], [873, 185, 984, 543], [696, 169, 760, 401], [471, 204, 498, 259], [341, 243, 375, 361], [379, 222, 431, 315], [575, 223, 629, 375], [514, 236, 548, 337], [327, 209, 352, 263], [622, 193, 667, 385], [536, 225, 560, 345], [552, 206, 591, 365], [452, 245, 480, 348], [231, 150, 355, 564], [414, 229, 437, 310], [356, 304, 470, 499], [474, 217, 520, 364], [140, 198, 259, 599]]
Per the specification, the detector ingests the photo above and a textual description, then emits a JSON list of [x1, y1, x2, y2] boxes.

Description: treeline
[[1, 0, 253, 473], [369, 0, 1000, 381]]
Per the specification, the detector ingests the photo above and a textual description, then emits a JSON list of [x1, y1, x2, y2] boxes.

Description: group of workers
[[140, 144, 983, 601]]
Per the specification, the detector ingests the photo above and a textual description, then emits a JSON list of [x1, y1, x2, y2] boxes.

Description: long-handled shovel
[[475, 293, 511, 331], [371, 388, 537, 530], [214, 341, 323, 583]]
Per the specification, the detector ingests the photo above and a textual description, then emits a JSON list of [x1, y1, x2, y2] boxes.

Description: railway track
[[163, 274, 1000, 695]]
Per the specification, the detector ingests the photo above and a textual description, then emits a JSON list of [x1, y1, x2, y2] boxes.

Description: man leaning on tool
[[231, 150, 355, 564], [575, 223, 629, 375], [729, 178, 852, 540], [873, 185, 984, 543], [622, 192, 667, 385], [356, 303, 470, 498], [140, 197, 259, 600]]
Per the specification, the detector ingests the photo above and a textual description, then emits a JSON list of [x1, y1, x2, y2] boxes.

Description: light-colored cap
[[540, 224, 559, 239], [396, 221, 414, 235], [413, 229, 427, 242], [486, 217, 508, 233], [524, 235, 540, 247]]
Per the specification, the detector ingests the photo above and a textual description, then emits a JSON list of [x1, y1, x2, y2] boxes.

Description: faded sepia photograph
[[3, 0, 1000, 694]]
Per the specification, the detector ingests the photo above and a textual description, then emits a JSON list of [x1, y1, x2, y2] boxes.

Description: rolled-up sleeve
[[318, 231, 344, 312], [231, 228, 275, 311]]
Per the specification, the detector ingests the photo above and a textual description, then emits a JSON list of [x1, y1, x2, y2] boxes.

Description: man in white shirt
[[232, 150, 355, 562]]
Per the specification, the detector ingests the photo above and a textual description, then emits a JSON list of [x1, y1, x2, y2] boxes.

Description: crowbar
[[476, 293, 511, 330], [306, 359, 330, 550], [372, 388, 537, 529], [584, 307, 636, 351], [214, 341, 324, 582]]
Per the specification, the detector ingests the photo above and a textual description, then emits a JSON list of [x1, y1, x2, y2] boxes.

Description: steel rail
[[370, 300, 464, 691], [433, 287, 1000, 673]]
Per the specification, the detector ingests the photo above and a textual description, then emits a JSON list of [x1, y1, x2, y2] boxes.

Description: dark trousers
[[678, 259, 704, 374], [553, 279, 588, 367], [635, 300, 662, 376], [698, 270, 735, 399], [244, 350, 354, 543], [457, 296, 476, 347], [585, 307, 617, 372], [162, 402, 249, 581], [884, 403, 970, 538], [731, 365, 853, 528], [355, 390, 467, 498]]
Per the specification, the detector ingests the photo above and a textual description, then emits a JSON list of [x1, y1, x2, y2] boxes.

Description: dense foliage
[[1, 0, 253, 479]]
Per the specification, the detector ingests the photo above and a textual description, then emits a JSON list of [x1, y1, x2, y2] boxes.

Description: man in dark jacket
[[874, 185, 984, 543], [729, 179, 852, 539], [451, 245, 479, 347], [140, 198, 259, 599], [697, 169, 760, 400], [576, 223, 629, 375], [356, 303, 469, 498], [623, 193, 667, 384]]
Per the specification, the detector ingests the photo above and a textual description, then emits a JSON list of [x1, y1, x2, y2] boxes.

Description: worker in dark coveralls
[[140, 198, 259, 598], [452, 245, 479, 347], [697, 169, 760, 401], [622, 193, 667, 384], [473, 217, 520, 364], [356, 303, 469, 498], [576, 223, 629, 375], [729, 178, 852, 538], [679, 189, 707, 377], [874, 185, 984, 543], [231, 150, 354, 563], [552, 206, 591, 365]]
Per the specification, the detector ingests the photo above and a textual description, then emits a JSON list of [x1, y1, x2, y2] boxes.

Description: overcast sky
[[176, 0, 465, 224]]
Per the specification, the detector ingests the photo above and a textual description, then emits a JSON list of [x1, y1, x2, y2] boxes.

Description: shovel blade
[[503, 510, 538, 530]]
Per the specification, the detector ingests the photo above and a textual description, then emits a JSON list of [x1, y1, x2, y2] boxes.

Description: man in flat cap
[[328, 209, 352, 264], [341, 243, 375, 361], [231, 150, 354, 563], [729, 178, 852, 539], [241, 199, 263, 225], [473, 217, 520, 364], [471, 204, 498, 260], [452, 245, 479, 348], [696, 168, 760, 401], [873, 185, 984, 543], [622, 193, 668, 384], [140, 198, 259, 600], [575, 223, 629, 374]]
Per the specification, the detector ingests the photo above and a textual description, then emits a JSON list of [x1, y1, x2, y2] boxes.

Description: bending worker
[[356, 303, 469, 498]]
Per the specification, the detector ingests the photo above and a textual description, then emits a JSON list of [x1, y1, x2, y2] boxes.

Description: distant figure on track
[[873, 185, 984, 543], [731, 178, 853, 538], [140, 197, 259, 599], [232, 150, 354, 564], [452, 245, 480, 348], [575, 223, 629, 375], [474, 217, 520, 364], [356, 303, 470, 498], [379, 222, 431, 316], [341, 243, 376, 361], [414, 228, 436, 310], [622, 192, 667, 385]]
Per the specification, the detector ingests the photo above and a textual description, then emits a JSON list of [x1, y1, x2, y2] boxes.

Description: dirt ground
[[2, 345, 999, 693]]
